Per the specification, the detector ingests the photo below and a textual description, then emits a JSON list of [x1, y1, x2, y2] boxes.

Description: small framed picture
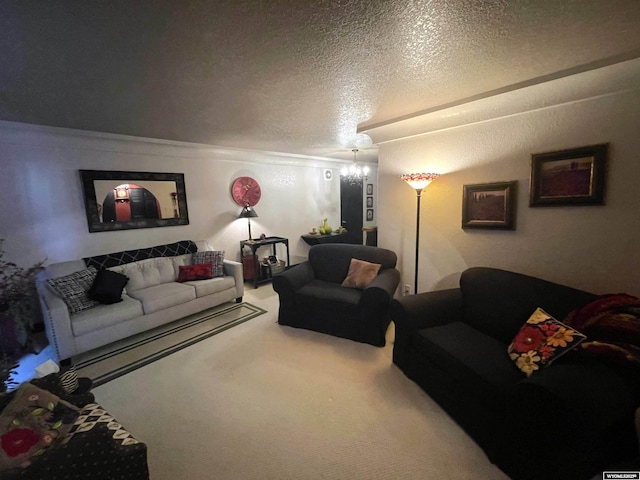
[[366, 196, 373, 208], [529, 144, 607, 206], [462, 181, 517, 230], [366, 184, 373, 195], [366, 209, 374, 221]]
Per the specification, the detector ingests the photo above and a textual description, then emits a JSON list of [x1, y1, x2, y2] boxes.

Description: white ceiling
[[1, 0, 640, 163]]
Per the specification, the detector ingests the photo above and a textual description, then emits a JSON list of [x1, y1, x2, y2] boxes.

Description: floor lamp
[[401, 173, 439, 294]]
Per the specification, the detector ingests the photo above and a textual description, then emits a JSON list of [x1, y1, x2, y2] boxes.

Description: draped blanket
[[564, 294, 640, 370]]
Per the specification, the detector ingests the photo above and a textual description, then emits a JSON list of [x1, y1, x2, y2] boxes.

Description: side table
[[239, 236, 290, 288]]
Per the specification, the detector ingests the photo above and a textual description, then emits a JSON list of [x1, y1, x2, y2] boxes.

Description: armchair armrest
[[272, 261, 315, 294], [360, 268, 400, 310], [390, 288, 463, 331]]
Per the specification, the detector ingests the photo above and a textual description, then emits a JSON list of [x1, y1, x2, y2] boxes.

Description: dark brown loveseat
[[390, 267, 640, 480]]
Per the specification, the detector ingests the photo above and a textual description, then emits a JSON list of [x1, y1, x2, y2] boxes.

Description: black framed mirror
[[80, 170, 190, 232]]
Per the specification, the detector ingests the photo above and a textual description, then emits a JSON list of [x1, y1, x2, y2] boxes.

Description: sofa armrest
[[223, 259, 244, 299], [36, 274, 76, 362], [390, 288, 463, 331], [272, 261, 315, 294]]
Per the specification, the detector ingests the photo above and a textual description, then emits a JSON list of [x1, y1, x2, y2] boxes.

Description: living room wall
[[377, 86, 640, 298], [0, 121, 365, 270]]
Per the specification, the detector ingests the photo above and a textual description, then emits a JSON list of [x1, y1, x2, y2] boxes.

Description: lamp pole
[[401, 173, 439, 296], [413, 188, 423, 294]]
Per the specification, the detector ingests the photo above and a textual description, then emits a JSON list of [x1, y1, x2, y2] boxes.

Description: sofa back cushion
[[110, 256, 187, 292], [309, 244, 397, 284], [460, 267, 596, 345]]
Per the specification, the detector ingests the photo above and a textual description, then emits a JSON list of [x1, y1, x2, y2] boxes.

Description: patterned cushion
[[177, 264, 213, 282], [563, 294, 640, 370], [341, 258, 381, 289], [0, 383, 79, 472], [46, 266, 98, 314], [58, 367, 79, 394], [69, 403, 140, 446], [192, 251, 225, 277], [508, 307, 586, 376]]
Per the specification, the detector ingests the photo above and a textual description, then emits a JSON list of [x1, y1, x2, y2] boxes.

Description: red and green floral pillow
[[508, 307, 586, 377], [0, 383, 80, 472]]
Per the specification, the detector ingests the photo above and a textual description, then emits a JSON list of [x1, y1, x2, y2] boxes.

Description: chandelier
[[340, 149, 369, 183]]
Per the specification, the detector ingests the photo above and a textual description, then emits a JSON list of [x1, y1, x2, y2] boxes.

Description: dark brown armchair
[[272, 244, 400, 346]]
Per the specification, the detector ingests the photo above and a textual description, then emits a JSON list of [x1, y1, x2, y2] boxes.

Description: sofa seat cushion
[[413, 322, 523, 402], [186, 276, 236, 297], [71, 295, 144, 337], [128, 282, 196, 314], [296, 279, 362, 316]]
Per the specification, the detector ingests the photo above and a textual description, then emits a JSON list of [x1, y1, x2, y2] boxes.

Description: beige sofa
[[36, 240, 243, 363]]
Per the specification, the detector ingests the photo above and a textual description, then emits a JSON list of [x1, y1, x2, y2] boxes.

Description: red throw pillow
[[177, 263, 213, 282]]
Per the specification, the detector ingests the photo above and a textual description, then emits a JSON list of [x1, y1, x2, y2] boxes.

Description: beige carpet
[[93, 287, 510, 480]]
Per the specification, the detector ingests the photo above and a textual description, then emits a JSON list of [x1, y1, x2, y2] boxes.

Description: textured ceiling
[[1, 0, 640, 163]]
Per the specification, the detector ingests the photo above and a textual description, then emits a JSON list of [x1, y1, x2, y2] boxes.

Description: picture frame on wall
[[529, 144, 607, 207], [462, 181, 517, 230], [366, 196, 373, 208], [366, 184, 373, 195], [366, 209, 374, 221]]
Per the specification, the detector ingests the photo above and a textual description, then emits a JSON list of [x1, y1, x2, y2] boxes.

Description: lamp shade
[[401, 173, 439, 190], [239, 205, 258, 218]]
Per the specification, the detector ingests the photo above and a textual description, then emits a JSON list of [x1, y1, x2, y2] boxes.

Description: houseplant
[[0, 239, 45, 358]]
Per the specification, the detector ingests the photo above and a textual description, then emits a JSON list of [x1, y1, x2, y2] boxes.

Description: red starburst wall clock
[[231, 176, 262, 206]]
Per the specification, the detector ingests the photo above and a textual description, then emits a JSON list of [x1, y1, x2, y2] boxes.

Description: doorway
[[340, 178, 363, 244]]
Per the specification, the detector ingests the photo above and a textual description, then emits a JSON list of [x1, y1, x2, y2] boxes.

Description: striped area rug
[[73, 302, 266, 387]]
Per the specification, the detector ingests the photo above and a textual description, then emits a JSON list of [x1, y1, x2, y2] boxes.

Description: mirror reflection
[[94, 181, 180, 222]]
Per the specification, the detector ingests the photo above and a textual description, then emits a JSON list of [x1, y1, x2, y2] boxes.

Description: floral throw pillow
[[508, 307, 587, 377], [0, 383, 80, 472]]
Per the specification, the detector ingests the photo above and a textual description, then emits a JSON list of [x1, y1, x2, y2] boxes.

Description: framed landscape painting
[[462, 181, 517, 230], [529, 144, 607, 206]]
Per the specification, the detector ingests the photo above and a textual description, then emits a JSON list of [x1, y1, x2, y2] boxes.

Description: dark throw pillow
[[177, 263, 214, 282], [88, 269, 129, 305]]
